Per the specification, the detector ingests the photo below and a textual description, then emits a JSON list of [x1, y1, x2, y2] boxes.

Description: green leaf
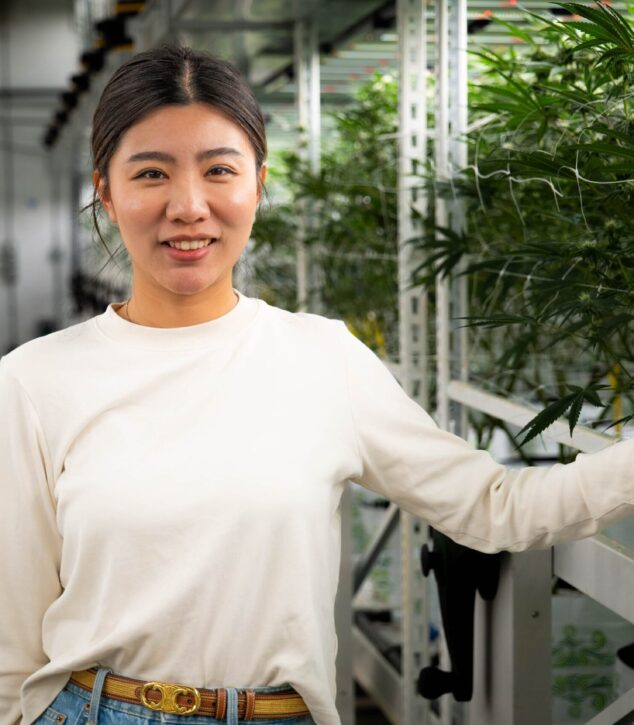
[[489, 15, 537, 45], [604, 414, 634, 431], [568, 392, 585, 437], [515, 382, 610, 446], [568, 143, 634, 160], [458, 314, 535, 329], [559, 3, 634, 45], [516, 392, 578, 446], [583, 384, 611, 407]]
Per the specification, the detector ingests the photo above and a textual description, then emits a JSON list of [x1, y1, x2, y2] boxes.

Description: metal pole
[[450, 0, 468, 165], [293, 18, 308, 312], [293, 17, 321, 314], [434, 3, 455, 724], [397, 0, 430, 722], [306, 21, 320, 181], [470, 551, 553, 725], [435, 0, 450, 434], [449, 0, 469, 439]]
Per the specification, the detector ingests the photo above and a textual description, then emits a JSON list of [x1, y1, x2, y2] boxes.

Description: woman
[[1, 45, 632, 725]]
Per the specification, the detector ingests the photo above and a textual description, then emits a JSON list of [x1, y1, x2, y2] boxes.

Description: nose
[[165, 177, 211, 224]]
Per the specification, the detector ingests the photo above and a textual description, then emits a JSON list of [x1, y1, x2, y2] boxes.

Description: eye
[[206, 166, 235, 177], [134, 169, 166, 180]]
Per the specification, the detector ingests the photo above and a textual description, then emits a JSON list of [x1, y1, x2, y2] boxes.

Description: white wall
[[0, 0, 80, 352]]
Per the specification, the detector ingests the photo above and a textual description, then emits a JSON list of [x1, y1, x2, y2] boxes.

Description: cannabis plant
[[252, 73, 400, 357], [413, 2, 634, 448]]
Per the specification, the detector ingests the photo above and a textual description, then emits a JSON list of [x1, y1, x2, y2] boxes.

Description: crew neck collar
[[93, 288, 261, 351]]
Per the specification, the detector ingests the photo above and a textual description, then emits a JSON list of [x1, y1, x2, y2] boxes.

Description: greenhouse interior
[[1, 1, 634, 724]]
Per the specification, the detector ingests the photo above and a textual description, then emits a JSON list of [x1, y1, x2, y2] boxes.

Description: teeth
[[167, 240, 211, 250]]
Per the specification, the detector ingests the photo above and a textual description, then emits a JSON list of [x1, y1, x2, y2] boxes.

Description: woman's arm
[[337, 322, 634, 553], [0, 358, 62, 725]]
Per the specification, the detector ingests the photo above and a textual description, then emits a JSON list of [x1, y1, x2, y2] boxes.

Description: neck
[[119, 284, 239, 328]]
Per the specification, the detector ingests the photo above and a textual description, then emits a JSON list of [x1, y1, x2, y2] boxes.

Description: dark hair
[[88, 45, 267, 256]]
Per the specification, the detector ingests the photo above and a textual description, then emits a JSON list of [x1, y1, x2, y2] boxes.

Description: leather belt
[[69, 668, 310, 720]]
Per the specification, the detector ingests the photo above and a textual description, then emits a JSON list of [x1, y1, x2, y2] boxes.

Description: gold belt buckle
[[140, 680, 201, 715]]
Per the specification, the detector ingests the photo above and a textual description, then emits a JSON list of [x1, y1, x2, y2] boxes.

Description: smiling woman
[[2, 41, 634, 725], [94, 103, 266, 327], [90, 46, 267, 328]]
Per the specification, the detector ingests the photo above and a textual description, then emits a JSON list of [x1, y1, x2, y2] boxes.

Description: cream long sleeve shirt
[[1, 288, 633, 725]]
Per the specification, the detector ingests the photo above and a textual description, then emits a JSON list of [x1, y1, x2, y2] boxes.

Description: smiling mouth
[[161, 239, 215, 250]]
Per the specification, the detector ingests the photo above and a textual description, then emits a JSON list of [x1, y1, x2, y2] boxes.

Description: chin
[[166, 284, 217, 297], [159, 272, 225, 297]]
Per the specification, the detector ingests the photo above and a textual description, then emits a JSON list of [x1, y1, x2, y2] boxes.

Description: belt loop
[[215, 687, 227, 720], [244, 689, 256, 721], [226, 687, 238, 725], [87, 667, 112, 725]]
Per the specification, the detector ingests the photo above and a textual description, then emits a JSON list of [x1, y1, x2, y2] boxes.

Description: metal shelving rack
[[349, 2, 634, 724]]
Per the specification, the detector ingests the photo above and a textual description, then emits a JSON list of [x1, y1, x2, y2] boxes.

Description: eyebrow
[[125, 147, 244, 164]]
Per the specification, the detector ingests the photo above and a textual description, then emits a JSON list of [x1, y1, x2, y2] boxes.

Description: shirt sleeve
[[0, 357, 62, 725], [336, 321, 634, 553]]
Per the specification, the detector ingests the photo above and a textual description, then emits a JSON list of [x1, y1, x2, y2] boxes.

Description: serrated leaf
[[516, 392, 578, 446], [559, 2, 634, 45], [568, 392, 585, 437], [582, 384, 610, 407]]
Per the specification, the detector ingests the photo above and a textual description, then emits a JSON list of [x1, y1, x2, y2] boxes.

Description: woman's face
[[94, 102, 266, 300]]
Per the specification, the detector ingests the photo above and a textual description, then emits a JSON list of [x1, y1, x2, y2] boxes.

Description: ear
[[93, 169, 117, 224], [257, 164, 268, 202]]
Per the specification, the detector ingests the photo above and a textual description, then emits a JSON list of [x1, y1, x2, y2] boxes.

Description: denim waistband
[[37, 667, 314, 725]]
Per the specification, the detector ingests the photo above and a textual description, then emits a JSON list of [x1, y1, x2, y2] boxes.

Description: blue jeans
[[32, 667, 316, 725]]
